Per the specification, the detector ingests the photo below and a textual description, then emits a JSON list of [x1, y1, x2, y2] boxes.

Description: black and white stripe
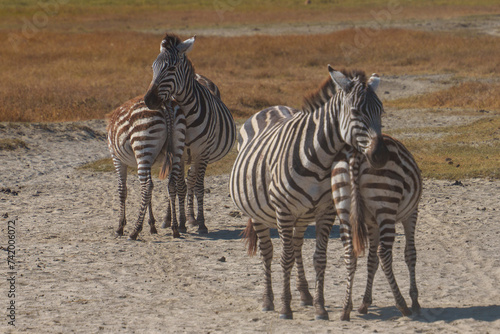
[[144, 33, 236, 234], [232, 66, 389, 320], [331, 135, 422, 319], [107, 96, 179, 240]]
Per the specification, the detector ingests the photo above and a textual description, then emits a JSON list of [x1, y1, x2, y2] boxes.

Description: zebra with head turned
[[107, 72, 222, 239], [331, 135, 422, 319], [231, 65, 389, 320], [107, 96, 180, 240], [144, 33, 236, 234]]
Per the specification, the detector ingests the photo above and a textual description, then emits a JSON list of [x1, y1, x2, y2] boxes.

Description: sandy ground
[[1, 88, 500, 334], [1, 14, 500, 333]]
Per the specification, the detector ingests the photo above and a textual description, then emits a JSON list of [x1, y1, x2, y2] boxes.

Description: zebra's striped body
[[232, 67, 389, 320], [331, 135, 422, 318], [145, 34, 236, 234], [107, 96, 180, 239]]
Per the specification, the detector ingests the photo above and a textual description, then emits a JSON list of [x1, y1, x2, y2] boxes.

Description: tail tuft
[[159, 151, 172, 180], [241, 218, 258, 256]]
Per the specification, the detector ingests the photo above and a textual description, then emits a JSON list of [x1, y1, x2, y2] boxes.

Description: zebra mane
[[160, 32, 197, 73], [302, 69, 368, 113], [161, 33, 183, 51]]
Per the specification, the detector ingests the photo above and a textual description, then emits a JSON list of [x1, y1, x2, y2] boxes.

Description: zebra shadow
[[358, 305, 500, 323], [198, 224, 341, 241], [269, 224, 341, 240]]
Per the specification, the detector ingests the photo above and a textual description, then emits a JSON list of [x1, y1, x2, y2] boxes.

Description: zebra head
[[144, 34, 196, 110], [328, 65, 389, 169]]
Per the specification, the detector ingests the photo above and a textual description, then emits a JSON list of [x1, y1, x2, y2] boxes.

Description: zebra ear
[[368, 73, 380, 92], [177, 35, 196, 55], [328, 65, 352, 93]]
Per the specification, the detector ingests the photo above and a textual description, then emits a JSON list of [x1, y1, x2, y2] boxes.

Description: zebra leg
[[147, 201, 157, 235], [292, 224, 313, 307], [129, 168, 154, 240], [377, 221, 411, 316], [403, 210, 420, 312], [167, 174, 181, 238], [312, 218, 334, 320], [276, 211, 296, 319], [176, 161, 188, 233], [254, 221, 275, 312], [339, 218, 357, 321], [113, 157, 127, 236], [193, 161, 209, 234], [186, 165, 197, 227], [358, 221, 380, 314], [163, 194, 172, 228]]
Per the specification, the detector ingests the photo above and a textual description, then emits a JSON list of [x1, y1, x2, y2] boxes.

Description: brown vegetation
[[1, 29, 499, 122]]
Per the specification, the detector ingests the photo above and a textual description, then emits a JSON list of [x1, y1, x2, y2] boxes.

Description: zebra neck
[[173, 61, 196, 105], [317, 98, 346, 157]]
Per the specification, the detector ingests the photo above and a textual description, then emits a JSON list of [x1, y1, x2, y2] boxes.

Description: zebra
[[331, 135, 422, 319], [107, 96, 179, 240], [162, 73, 221, 233], [232, 65, 389, 320], [144, 33, 236, 234], [107, 72, 221, 239]]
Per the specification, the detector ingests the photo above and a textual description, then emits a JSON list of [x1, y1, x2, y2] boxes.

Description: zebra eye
[[350, 108, 362, 117]]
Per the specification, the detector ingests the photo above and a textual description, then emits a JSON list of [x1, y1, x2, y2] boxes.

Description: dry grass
[[386, 117, 500, 180], [387, 82, 500, 111], [0, 138, 28, 151], [1, 29, 499, 122], [1, 0, 498, 31]]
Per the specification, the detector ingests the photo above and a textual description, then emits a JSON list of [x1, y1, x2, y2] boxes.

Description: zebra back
[[107, 95, 173, 178], [331, 135, 422, 256]]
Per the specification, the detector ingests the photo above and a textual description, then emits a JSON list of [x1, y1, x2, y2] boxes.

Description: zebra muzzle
[[366, 136, 390, 169]]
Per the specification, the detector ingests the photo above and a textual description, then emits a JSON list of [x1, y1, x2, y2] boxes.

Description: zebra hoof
[[198, 227, 208, 234], [150, 226, 158, 234], [412, 302, 421, 313], [172, 229, 181, 239], [340, 311, 351, 321], [399, 305, 412, 317], [178, 226, 187, 233], [279, 313, 293, 320], [358, 304, 369, 314]]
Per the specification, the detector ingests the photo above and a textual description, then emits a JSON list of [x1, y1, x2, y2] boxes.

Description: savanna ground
[[1, 1, 499, 333]]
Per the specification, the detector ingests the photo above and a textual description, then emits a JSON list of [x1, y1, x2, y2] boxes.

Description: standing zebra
[[231, 66, 389, 320], [107, 96, 179, 240], [331, 135, 422, 319], [144, 34, 236, 234]]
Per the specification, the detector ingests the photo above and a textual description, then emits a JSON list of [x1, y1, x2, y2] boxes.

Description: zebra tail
[[350, 187, 367, 258], [241, 218, 258, 256], [159, 151, 172, 180], [349, 154, 367, 258]]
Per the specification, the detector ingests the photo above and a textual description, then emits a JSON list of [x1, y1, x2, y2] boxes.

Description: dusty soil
[[1, 15, 500, 334]]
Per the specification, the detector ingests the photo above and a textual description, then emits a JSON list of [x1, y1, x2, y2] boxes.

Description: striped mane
[[161, 33, 182, 51], [160, 33, 196, 74], [302, 69, 368, 113]]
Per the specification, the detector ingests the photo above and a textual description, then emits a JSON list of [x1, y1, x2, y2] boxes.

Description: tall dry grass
[[1, 29, 499, 122]]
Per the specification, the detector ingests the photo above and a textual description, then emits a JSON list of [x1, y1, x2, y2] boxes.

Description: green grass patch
[[386, 117, 500, 179]]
